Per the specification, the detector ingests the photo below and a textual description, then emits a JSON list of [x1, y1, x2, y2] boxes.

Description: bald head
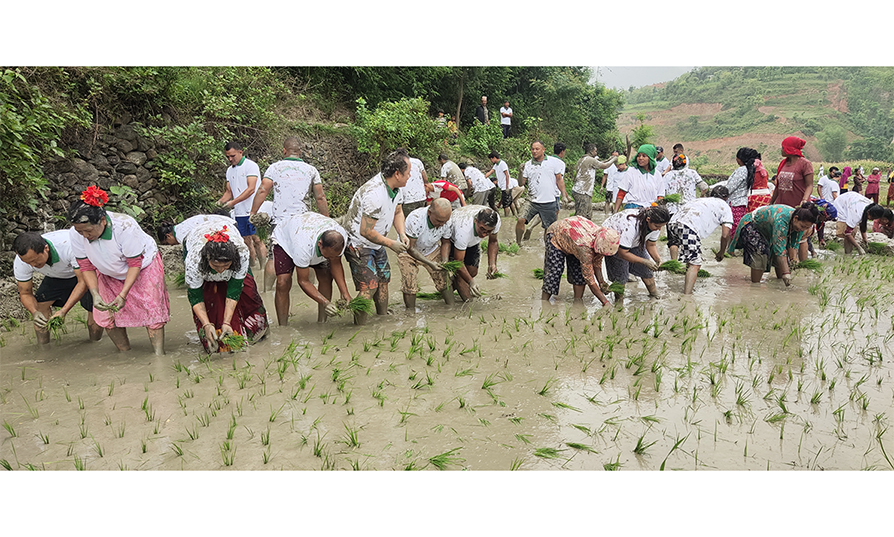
[[283, 136, 302, 157], [428, 198, 452, 227]]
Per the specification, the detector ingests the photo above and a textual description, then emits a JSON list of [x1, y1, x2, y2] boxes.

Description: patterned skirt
[[729, 205, 748, 237], [92, 252, 170, 330], [747, 194, 772, 213], [542, 233, 586, 296], [667, 222, 704, 265], [192, 273, 268, 353], [736, 223, 772, 273]]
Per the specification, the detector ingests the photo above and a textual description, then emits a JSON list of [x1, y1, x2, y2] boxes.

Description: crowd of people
[[12, 131, 894, 355]]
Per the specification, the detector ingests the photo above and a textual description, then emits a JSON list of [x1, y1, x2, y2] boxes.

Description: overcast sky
[[592, 67, 697, 91]]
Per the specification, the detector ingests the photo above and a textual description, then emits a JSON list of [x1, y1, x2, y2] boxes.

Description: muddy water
[[2, 209, 893, 471]]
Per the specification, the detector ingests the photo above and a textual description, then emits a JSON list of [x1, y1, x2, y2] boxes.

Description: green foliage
[[630, 115, 656, 149], [353, 97, 449, 163], [0, 68, 89, 216], [458, 121, 503, 158], [817, 125, 848, 161], [108, 185, 146, 221]]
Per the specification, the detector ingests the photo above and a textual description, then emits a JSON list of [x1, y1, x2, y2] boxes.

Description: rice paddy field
[[2, 211, 893, 477]]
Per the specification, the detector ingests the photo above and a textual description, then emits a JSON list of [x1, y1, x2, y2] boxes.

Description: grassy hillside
[[617, 67, 894, 174]]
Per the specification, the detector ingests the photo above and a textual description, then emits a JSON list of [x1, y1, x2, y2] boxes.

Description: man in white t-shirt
[[817, 166, 841, 202], [483, 151, 513, 216], [271, 212, 352, 325], [448, 205, 501, 301], [655, 146, 671, 176], [572, 144, 618, 220], [399, 198, 455, 309], [460, 162, 496, 209], [517, 141, 562, 243], [438, 153, 468, 198], [13, 230, 103, 344], [218, 141, 266, 269], [667, 185, 733, 294], [344, 149, 412, 324], [499, 100, 512, 138], [402, 156, 430, 216], [600, 151, 623, 213]]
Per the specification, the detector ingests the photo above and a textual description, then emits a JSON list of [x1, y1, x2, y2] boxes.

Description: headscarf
[[591, 228, 620, 256], [778, 136, 806, 176], [632, 144, 657, 174], [840, 166, 852, 188], [616, 155, 628, 165], [736, 147, 761, 190], [672, 153, 687, 170]]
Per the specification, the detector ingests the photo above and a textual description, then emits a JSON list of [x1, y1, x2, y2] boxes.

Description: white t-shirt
[[465, 166, 495, 193], [273, 212, 347, 268], [655, 157, 671, 176], [492, 160, 510, 190], [404, 206, 454, 256], [670, 198, 734, 239], [440, 161, 467, 190], [549, 155, 566, 197], [183, 220, 249, 289], [14, 229, 79, 281], [522, 158, 558, 204], [70, 212, 158, 280], [226, 157, 262, 217], [617, 167, 665, 207], [174, 214, 237, 245], [499, 106, 512, 125], [832, 191, 873, 229], [603, 164, 619, 191], [663, 168, 707, 214], [449, 205, 502, 251], [402, 158, 428, 204], [817, 175, 841, 202], [602, 208, 660, 249], [262, 158, 322, 220], [346, 173, 405, 250]]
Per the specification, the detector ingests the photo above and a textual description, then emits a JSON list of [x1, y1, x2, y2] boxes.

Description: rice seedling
[[343, 296, 374, 315], [171, 443, 183, 457], [537, 377, 558, 396], [867, 242, 888, 256], [659, 260, 686, 274], [566, 442, 597, 454], [73, 455, 85, 471], [47, 315, 65, 341], [608, 282, 626, 295], [532, 268, 545, 280], [792, 259, 822, 271], [220, 443, 236, 466], [220, 333, 247, 352], [663, 193, 682, 204], [0, 459, 11, 471], [515, 433, 532, 444], [36, 431, 49, 445], [509, 457, 525, 471], [534, 447, 565, 460], [633, 433, 657, 455], [427, 447, 465, 470], [341, 423, 361, 448]]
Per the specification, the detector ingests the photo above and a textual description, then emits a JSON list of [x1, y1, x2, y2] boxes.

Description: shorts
[[345, 245, 391, 293], [450, 241, 481, 268], [523, 201, 559, 230], [273, 244, 329, 276], [402, 200, 426, 217], [398, 250, 449, 294], [500, 189, 512, 209], [667, 222, 704, 265], [572, 191, 593, 219], [34, 276, 93, 311], [605, 245, 654, 283], [235, 215, 257, 237], [472, 189, 496, 208], [542, 233, 585, 296]]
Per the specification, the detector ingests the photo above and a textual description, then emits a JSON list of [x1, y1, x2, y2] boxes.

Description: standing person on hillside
[[572, 144, 617, 220], [460, 162, 497, 209], [667, 186, 734, 294], [614, 144, 665, 212], [399, 198, 455, 309], [13, 230, 103, 344], [601, 152, 624, 213], [662, 153, 709, 217], [517, 141, 561, 243], [218, 142, 266, 269], [401, 154, 430, 216], [725, 147, 758, 235], [483, 151, 512, 216], [475, 96, 489, 125], [183, 221, 268, 353], [250, 136, 330, 291], [655, 146, 672, 176], [344, 149, 411, 324], [68, 187, 169, 355], [499, 100, 512, 138], [866, 167, 882, 204], [271, 211, 352, 325], [438, 153, 469, 199], [549, 142, 572, 209], [852, 167, 865, 194]]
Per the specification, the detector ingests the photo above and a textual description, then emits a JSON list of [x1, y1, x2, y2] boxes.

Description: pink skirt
[[93, 252, 170, 329], [729, 205, 748, 237]]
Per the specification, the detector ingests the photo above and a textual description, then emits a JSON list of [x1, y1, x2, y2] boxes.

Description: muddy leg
[[275, 273, 292, 326], [572, 284, 586, 304], [750, 268, 764, 283], [643, 278, 659, 297], [440, 286, 455, 305], [263, 259, 275, 293], [373, 282, 389, 315], [107, 327, 131, 351], [403, 292, 416, 310], [147, 326, 165, 356], [34, 302, 52, 345], [683, 265, 699, 295], [315, 266, 333, 323], [86, 311, 103, 341], [515, 218, 526, 244], [669, 245, 679, 261]]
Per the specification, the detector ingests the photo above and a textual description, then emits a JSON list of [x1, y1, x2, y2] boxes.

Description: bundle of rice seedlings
[[219, 333, 247, 352], [347, 296, 374, 315], [498, 242, 520, 254], [488, 271, 508, 279], [47, 316, 65, 341], [867, 242, 889, 256], [792, 259, 822, 271], [662, 193, 682, 204], [532, 268, 544, 279], [824, 241, 842, 251], [697, 269, 711, 277], [172, 272, 186, 288], [416, 292, 445, 300], [441, 260, 464, 275], [608, 282, 626, 295], [659, 260, 687, 274]]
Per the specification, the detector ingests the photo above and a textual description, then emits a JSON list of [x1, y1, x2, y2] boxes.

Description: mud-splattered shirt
[[449, 205, 501, 251], [262, 157, 322, 220], [726, 165, 749, 207], [465, 166, 495, 193], [70, 212, 158, 279], [174, 214, 237, 245], [184, 221, 249, 290], [14, 228, 79, 281], [572, 155, 615, 197], [441, 160, 467, 191], [346, 173, 405, 250], [273, 212, 347, 268], [832, 191, 873, 229], [602, 209, 660, 249], [663, 168, 709, 214], [669, 198, 733, 238], [522, 158, 558, 204], [403, 158, 428, 204], [405, 206, 453, 256]]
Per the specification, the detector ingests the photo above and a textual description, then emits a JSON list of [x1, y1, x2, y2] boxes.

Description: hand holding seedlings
[[202, 323, 219, 352], [324, 302, 340, 317], [389, 237, 409, 255], [642, 259, 659, 271], [91, 290, 113, 311], [468, 279, 483, 298], [32, 311, 49, 329], [109, 294, 126, 312], [220, 323, 235, 338]]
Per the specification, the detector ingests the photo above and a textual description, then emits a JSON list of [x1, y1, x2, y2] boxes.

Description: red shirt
[[775, 157, 813, 207], [429, 180, 460, 202]]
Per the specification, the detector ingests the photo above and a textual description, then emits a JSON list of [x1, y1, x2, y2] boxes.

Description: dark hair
[[381, 150, 410, 179], [488, 151, 500, 160], [438, 153, 449, 162], [198, 240, 241, 275], [68, 199, 106, 225], [829, 166, 839, 173], [224, 141, 243, 152], [736, 147, 762, 191], [583, 143, 596, 154], [709, 185, 730, 199], [13, 232, 48, 257], [860, 203, 894, 233], [792, 202, 820, 226], [475, 207, 499, 229], [627, 206, 670, 247], [156, 223, 174, 243], [319, 230, 345, 252], [553, 142, 566, 155], [672, 143, 684, 151], [458, 162, 468, 170]]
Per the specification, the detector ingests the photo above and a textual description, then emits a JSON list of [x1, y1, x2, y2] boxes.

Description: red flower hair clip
[[204, 226, 230, 243], [81, 185, 109, 207]]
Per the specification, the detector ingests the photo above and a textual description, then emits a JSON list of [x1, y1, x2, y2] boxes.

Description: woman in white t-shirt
[[68, 187, 170, 355], [601, 205, 671, 300]]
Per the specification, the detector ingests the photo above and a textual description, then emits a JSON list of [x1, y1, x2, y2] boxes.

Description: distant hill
[[616, 67, 894, 173]]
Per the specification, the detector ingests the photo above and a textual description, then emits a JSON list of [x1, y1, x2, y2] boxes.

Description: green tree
[[817, 125, 848, 161], [353, 97, 449, 164]]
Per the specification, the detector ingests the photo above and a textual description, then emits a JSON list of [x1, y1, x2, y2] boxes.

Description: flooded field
[[2, 210, 894, 472]]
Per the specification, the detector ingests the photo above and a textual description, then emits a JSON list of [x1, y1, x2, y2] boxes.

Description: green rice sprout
[[441, 260, 464, 275], [47, 316, 65, 341], [792, 259, 822, 271], [658, 260, 686, 274], [697, 269, 711, 277], [532, 268, 545, 279], [345, 296, 374, 315], [428, 447, 464, 470], [220, 333, 247, 352], [867, 242, 888, 256], [172, 272, 186, 287], [825, 241, 842, 251], [608, 282, 626, 295], [662, 193, 682, 204]]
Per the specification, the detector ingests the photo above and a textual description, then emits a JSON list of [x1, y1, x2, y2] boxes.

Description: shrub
[[458, 121, 504, 158], [353, 97, 449, 164]]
